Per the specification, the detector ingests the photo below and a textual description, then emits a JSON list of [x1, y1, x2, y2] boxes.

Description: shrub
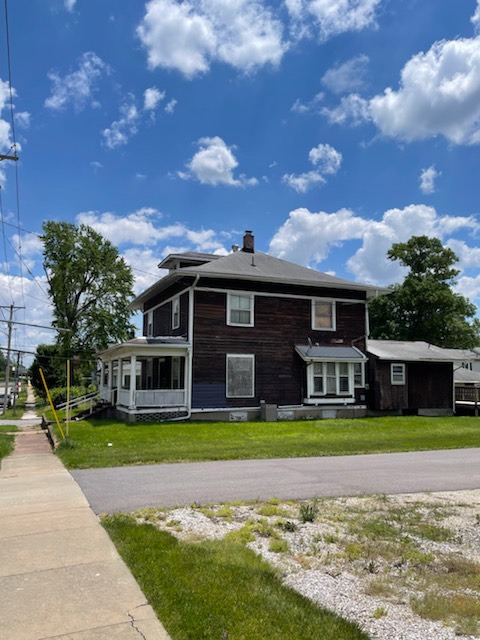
[[299, 499, 319, 523]]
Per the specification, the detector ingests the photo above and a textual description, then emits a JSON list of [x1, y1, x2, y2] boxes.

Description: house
[[98, 231, 386, 422], [366, 339, 469, 416]]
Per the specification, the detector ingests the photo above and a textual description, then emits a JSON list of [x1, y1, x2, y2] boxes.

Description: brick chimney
[[242, 230, 254, 253]]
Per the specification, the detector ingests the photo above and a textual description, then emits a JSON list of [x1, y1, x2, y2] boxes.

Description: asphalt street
[[71, 447, 480, 513]]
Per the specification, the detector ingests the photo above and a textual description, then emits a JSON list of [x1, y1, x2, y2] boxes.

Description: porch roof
[[295, 344, 366, 361], [99, 336, 190, 360]]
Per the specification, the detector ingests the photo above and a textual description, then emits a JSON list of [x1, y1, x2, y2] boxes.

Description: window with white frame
[[172, 296, 180, 330], [391, 363, 406, 385], [354, 362, 364, 388], [226, 354, 255, 397], [309, 361, 363, 397], [312, 299, 335, 330], [227, 293, 254, 326], [146, 310, 153, 337]]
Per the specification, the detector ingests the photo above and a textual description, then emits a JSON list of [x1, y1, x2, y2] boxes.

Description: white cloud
[[269, 204, 479, 286], [282, 170, 325, 193], [76, 208, 187, 246], [0, 78, 14, 152], [15, 111, 30, 128], [308, 143, 342, 174], [102, 96, 140, 149], [347, 205, 479, 284], [137, 0, 286, 78], [90, 160, 103, 172], [285, 0, 382, 41], [321, 54, 369, 94], [44, 52, 108, 112], [144, 86, 165, 111], [472, 1, 480, 34], [370, 36, 480, 145], [419, 165, 440, 194], [184, 136, 258, 186], [64, 0, 77, 11], [446, 239, 480, 269], [283, 142, 341, 192], [270, 207, 369, 265], [321, 93, 370, 126], [291, 92, 324, 114], [456, 274, 480, 302], [165, 98, 177, 114]]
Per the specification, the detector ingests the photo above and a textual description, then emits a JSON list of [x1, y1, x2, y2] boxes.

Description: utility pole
[[1, 304, 24, 415]]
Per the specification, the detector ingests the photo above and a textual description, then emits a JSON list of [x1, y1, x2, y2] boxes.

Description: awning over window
[[295, 344, 366, 361]]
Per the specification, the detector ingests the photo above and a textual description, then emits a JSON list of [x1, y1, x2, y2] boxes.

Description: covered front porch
[[98, 337, 191, 422]]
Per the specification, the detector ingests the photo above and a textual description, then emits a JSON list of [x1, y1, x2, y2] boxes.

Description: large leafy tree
[[28, 344, 66, 397], [369, 235, 480, 348], [42, 221, 135, 364]]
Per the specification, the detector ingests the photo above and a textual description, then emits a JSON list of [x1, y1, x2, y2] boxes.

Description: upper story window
[[391, 363, 406, 385], [172, 296, 180, 330], [227, 293, 254, 326], [312, 299, 336, 331], [146, 310, 153, 337]]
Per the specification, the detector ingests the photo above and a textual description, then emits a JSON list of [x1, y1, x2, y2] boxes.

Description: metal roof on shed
[[366, 339, 465, 362]]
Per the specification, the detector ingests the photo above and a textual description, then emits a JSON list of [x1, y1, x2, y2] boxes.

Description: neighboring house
[[366, 339, 469, 416], [98, 231, 386, 422]]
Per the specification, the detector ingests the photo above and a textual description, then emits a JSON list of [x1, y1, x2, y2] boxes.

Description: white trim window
[[354, 362, 364, 388], [172, 296, 180, 330], [146, 310, 153, 337], [391, 363, 406, 385], [312, 299, 336, 331], [309, 361, 363, 397], [227, 293, 254, 326], [226, 354, 255, 398]]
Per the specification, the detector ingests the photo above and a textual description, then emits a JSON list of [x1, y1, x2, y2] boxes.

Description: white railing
[[118, 389, 131, 406], [135, 389, 185, 407], [100, 388, 114, 403], [56, 392, 99, 410]]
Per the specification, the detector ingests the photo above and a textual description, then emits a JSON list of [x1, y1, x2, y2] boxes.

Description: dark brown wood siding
[[368, 358, 453, 411], [192, 290, 367, 408], [146, 291, 189, 337]]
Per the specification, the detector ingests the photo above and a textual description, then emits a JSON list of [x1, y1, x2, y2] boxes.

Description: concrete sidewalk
[[0, 422, 170, 638]]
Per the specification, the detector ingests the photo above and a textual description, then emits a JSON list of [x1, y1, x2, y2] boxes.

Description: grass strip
[[0, 432, 15, 463], [55, 415, 480, 469], [102, 514, 369, 640]]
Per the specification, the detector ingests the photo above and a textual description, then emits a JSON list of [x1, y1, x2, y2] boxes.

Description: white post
[[129, 354, 137, 410], [118, 358, 124, 393], [107, 360, 113, 404]]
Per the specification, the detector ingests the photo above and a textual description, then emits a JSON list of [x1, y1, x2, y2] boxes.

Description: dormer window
[[312, 299, 336, 331], [227, 293, 254, 326]]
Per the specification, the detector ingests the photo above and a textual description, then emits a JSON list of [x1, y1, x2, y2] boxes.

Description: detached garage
[[367, 340, 457, 416]]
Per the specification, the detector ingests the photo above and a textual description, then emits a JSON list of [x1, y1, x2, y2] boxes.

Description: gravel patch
[[135, 489, 480, 640]]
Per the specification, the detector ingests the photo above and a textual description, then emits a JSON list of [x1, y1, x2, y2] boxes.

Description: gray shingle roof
[[131, 249, 389, 309], [367, 339, 467, 362]]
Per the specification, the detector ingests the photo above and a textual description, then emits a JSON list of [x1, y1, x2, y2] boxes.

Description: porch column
[[118, 358, 123, 393], [129, 354, 137, 410], [99, 361, 105, 395], [107, 360, 113, 404]]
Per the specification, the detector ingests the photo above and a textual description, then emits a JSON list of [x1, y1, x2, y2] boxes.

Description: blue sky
[[1, 0, 480, 363]]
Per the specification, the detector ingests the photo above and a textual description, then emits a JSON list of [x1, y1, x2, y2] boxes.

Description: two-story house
[[98, 231, 386, 421]]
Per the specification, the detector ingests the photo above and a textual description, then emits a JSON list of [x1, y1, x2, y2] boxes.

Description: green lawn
[[0, 425, 17, 463], [54, 415, 480, 469], [103, 514, 369, 640]]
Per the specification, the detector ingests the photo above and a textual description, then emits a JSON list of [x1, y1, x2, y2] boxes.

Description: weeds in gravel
[[299, 499, 319, 523]]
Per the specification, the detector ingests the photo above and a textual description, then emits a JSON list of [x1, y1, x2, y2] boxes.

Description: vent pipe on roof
[[242, 230, 254, 253]]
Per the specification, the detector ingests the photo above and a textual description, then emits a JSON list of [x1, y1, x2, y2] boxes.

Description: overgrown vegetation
[[102, 514, 370, 640], [53, 415, 480, 469], [129, 494, 480, 637]]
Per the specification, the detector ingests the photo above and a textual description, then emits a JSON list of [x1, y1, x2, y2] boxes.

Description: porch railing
[[114, 388, 185, 408]]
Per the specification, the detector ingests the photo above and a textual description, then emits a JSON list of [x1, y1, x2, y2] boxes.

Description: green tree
[[28, 344, 66, 397], [369, 235, 480, 348], [42, 221, 135, 367]]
